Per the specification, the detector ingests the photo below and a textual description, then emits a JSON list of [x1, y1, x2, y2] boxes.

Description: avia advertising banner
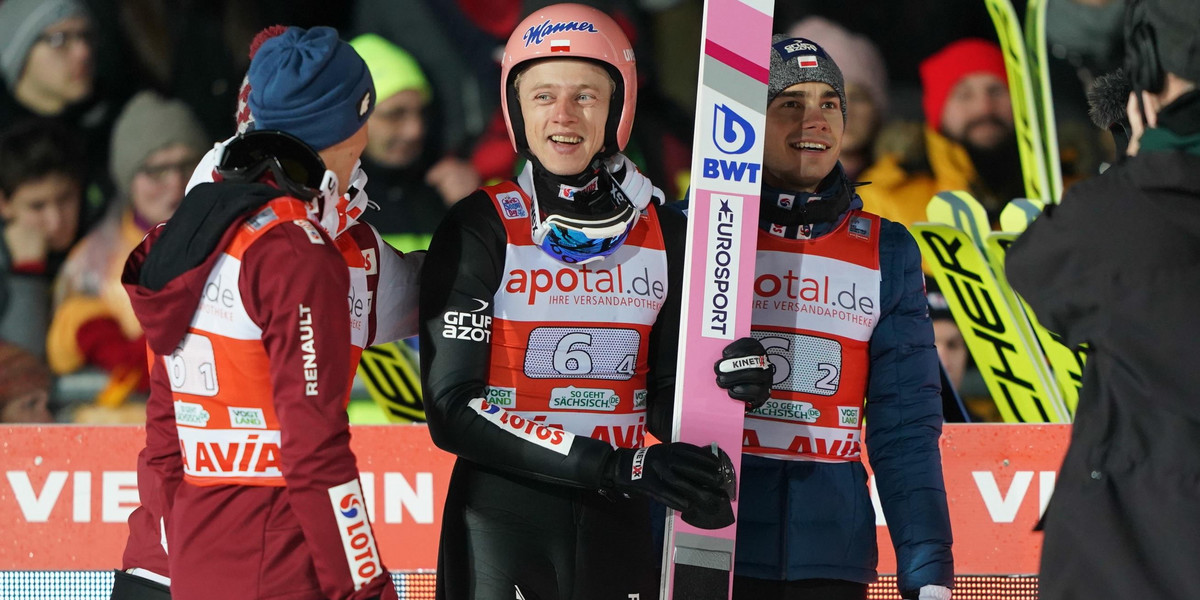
[[1, 424, 1067, 574]]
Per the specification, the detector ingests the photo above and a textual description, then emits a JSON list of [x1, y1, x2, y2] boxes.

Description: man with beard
[[860, 39, 1024, 226]]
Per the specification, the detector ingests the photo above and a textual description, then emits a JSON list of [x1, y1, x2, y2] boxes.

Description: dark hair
[[0, 118, 87, 197]]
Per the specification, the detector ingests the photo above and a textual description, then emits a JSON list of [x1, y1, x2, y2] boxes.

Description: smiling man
[[417, 4, 771, 598], [731, 35, 954, 600], [860, 39, 1022, 226]]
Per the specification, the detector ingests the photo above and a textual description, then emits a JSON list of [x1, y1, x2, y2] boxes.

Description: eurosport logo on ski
[[702, 194, 744, 339], [701, 103, 762, 186]]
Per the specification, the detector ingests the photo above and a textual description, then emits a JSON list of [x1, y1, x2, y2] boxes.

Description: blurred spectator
[[788, 16, 889, 181], [0, 0, 94, 117], [926, 279, 1000, 422], [0, 342, 54, 423], [0, 119, 86, 358], [351, 0, 502, 159], [46, 91, 206, 403], [350, 34, 480, 251], [860, 39, 1023, 226], [0, 0, 124, 222], [926, 283, 966, 392]]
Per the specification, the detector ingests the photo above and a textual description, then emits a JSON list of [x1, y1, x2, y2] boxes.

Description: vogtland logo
[[228, 407, 266, 429], [523, 20, 597, 46], [703, 104, 760, 183], [504, 262, 665, 305]]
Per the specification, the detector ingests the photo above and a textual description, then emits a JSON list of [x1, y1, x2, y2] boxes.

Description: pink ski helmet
[[500, 3, 637, 158]]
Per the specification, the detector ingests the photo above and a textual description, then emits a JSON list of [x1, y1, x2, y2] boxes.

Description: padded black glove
[[714, 337, 775, 410], [604, 442, 735, 529]]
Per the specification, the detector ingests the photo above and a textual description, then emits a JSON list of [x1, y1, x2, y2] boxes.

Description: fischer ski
[[984, 0, 1052, 202], [663, 0, 773, 597], [357, 341, 426, 423], [1024, 0, 1063, 203], [917, 191, 1069, 422]]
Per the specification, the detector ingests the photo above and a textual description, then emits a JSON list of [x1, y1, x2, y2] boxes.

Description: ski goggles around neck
[[530, 199, 640, 265]]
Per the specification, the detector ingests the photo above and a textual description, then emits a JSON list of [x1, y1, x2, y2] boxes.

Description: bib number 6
[[754, 332, 842, 396], [526, 327, 641, 381]]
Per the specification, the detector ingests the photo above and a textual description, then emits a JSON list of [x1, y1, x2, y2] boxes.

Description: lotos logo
[[523, 20, 598, 47], [469, 398, 576, 455], [713, 104, 755, 155], [328, 480, 381, 590], [339, 493, 361, 519]]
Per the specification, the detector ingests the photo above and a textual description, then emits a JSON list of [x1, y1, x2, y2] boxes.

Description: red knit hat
[[919, 38, 1008, 132]]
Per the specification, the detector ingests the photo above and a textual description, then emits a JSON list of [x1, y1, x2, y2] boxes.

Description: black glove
[[603, 442, 735, 529], [714, 337, 775, 410]]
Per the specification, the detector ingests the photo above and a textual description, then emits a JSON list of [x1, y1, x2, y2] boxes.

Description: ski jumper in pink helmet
[[416, 4, 765, 600], [501, 3, 637, 158]]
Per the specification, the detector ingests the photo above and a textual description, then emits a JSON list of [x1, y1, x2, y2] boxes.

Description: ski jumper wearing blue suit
[[735, 172, 953, 595]]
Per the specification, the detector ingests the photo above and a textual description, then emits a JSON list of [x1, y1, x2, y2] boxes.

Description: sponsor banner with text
[[0, 424, 1066, 573]]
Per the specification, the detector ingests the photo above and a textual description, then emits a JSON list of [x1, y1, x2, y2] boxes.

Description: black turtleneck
[[529, 157, 630, 219]]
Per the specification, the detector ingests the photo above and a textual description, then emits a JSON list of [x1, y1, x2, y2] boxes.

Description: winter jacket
[[736, 196, 953, 595], [1006, 90, 1200, 600], [120, 182, 402, 600]]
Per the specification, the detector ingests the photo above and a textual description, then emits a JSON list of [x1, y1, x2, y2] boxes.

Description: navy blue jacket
[[673, 181, 953, 594]]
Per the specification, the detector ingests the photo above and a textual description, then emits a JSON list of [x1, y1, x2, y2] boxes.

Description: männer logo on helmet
[[523, 20, 598, 47]]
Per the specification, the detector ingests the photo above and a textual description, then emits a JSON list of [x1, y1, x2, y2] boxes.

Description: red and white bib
[[482, 182, 668, 449], [169, 198, 370, 486], [745, 210, 882, 462]]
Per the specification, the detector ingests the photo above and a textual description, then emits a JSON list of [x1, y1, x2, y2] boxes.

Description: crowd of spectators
[[0, 0, 1126, 423]]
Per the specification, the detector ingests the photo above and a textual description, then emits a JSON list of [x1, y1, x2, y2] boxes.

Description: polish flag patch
[[796, 55, 819, 68], [550, 39, 570, 52]]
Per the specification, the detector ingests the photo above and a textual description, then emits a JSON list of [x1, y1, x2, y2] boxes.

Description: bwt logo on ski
[[712, 104, 755, 154], [703, 104, 761, 183], [523, 20, 597, 46]]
